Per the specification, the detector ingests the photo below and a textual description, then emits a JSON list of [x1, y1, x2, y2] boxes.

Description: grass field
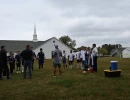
[[0, 57, 130, 100]]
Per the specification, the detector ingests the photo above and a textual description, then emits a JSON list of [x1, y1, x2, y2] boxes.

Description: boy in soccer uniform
[[88, 50, 94, 73], [62, 50, 67, 68], [37, 48, 45, 70], [76, 49, 81, 68], [15, 51, 21, 73], [68, 50, 75, 69], [9, 53, 15, 74], [80, 47, 87, 70]]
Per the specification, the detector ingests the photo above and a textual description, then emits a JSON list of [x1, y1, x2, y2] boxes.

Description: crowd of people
[[52, 44, 98, 77], [0, 43, 98, 80], [0, 45, 45, 80]]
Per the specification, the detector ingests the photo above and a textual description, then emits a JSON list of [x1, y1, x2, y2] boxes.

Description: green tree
[[99, 48, 108, 55], [59, 35, 76, 48]]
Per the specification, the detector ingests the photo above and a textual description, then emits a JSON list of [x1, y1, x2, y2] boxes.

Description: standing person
[[30, 47, 36, 71], [76, 49, 81, 68], [80, 47, 87, 70], [62, 50, 67, 68], [37, 48, 45, 70], [92, 44, 98, 72], [85, 48, 89, 64], [3, 52, 12, 77], [9, 53, 15, 74], [15, 51, 21, 73], [85, 47, 89, 71], [20, 45, 33, 79], [7, 52, 12, 60], [21, 58, 24, 73], [0, 46, 10, 80], [53, 44, 62, 77], [89, 50, 94, 73], [68, 50, 75, 69]]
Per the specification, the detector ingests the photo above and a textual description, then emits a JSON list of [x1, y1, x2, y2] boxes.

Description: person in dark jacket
[[20, 45, 33, 79], [9, 53, 15, 74], [37, 48, 45, 70], [15, 51, 21, 73], [0, 46, 10, 80]]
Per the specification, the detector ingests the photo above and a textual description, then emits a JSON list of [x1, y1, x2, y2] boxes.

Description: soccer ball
[[83, 71, 87, 73]]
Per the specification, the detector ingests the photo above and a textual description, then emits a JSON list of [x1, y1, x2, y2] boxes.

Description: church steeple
[[33, 23, 38, 42]]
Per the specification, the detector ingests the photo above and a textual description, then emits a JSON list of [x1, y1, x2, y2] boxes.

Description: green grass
[[0, 57, 130, 100]]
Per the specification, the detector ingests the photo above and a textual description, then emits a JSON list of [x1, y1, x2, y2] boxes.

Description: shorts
[[82, 60, 87, 65], [39, 60, 44, 65], [53, 63, 61, 68], [77, 60, 81, 63], [69, 61, 73, 65], [16, 63, 21, 67], [62, 59, 66, 64]]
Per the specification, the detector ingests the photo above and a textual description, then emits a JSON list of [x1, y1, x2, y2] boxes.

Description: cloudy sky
[[0, 0, 130, 47]]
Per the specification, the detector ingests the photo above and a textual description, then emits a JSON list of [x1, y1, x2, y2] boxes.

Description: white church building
[[0, 24, 72, 59]]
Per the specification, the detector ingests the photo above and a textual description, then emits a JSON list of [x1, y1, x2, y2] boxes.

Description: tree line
[[59, 35, 122, 55]]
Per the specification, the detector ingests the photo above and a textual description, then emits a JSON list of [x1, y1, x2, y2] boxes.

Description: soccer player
[[62, 50, 67, 68], [15, 51, 21, 73], [76, 49, 81, 68], [68, 50, 75, 69], [92, 44, 98, 72], [80, 47, 87, 70], [88, 50, 94, 73], [37, 48, 45, 70], [9, 53, 15, 74]]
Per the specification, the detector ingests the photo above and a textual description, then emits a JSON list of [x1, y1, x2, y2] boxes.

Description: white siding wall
[[33, 38, 72, 59], [122, 47, 130, 58]]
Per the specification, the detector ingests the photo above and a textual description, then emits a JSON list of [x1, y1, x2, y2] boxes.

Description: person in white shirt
[[68, 50, 75, 69], [62, 50, 67, 68], [80, 47, 87, 70], [88, 50, 94, 67], [92, 44, 98, 72], [85, 48, 89, 64], [76, 49, 81, 68]]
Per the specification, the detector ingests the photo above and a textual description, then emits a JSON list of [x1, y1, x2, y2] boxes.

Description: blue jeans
[[24, 60, 32, 78]]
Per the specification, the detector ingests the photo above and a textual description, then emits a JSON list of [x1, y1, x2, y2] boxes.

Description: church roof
[[0, 37, 73, 52], [116, 48, 125, 53], [0, 39, 47, 52]]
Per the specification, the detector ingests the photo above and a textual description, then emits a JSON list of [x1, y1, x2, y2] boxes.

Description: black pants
[[86, 56, 89, 64], [16, 63, 20, 71], [39, 63, 43, 69], [0, 65, 10, 79], [39, 60, 44, 69], [69, 61, 73, 65], [93, 56, 98, 72], [10, 63, 15, 74], [3, 68, 6, 76]]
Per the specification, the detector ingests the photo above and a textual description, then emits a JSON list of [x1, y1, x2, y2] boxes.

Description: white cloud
[[0, 0, 130, 48]]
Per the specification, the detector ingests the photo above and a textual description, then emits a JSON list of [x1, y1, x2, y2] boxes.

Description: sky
[[0, 0, 130, 48]]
